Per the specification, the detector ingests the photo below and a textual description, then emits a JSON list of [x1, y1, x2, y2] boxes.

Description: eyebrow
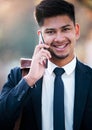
[[45, 24, 71, 31], [61, 24, 71, 29]]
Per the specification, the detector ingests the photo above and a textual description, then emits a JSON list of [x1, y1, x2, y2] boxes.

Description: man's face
[[39, 15, 80, 64]]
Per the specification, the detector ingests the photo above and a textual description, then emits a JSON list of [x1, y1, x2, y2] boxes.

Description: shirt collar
[[63, 57, 76, 75], [46, 57, 76, 75]]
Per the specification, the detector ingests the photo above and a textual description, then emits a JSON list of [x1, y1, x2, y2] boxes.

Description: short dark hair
[[35, 0, 75, 26]]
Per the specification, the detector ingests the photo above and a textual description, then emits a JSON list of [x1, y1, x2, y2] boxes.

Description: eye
[[45, 30, 55, 35], [62, 27, 71, 32]]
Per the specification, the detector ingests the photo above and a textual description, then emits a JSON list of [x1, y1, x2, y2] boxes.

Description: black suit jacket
[[0, 60, 92, 130]]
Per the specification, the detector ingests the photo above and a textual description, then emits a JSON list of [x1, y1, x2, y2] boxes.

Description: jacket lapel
[[73, 61, 91, 130], [32, 78, 43, 130]]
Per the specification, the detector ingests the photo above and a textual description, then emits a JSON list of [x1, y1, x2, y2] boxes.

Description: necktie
[[53, 67, 65, 130]]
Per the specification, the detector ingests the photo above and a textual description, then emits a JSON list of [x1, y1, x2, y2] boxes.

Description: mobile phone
[[39, 32, 45, 44], [39, 32, 48, 68]]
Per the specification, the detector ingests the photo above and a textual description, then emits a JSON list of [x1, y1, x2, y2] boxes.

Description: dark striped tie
[[53, 67, 65, 130]]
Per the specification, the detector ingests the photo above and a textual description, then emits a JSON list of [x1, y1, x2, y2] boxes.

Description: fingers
[[40, 48, 51, 59], [33, 44, 51, 60], [34, 44, 50, 55], [39, 56, 47, 65]]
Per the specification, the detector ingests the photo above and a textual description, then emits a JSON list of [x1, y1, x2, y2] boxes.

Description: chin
[[52, 52, 69, 60]]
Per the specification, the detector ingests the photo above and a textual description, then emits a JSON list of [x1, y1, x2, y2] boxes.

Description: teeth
[[56, 44, 66, 49]]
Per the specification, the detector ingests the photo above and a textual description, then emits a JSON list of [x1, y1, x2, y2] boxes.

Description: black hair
[[35, 0, 75, 26]]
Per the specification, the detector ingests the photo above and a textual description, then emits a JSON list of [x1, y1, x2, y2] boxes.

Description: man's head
[[35, 0, 75, 27], [34, 0, 80, 66]]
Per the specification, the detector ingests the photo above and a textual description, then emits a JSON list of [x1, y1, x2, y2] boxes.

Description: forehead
[[41, 15, 74, 29]]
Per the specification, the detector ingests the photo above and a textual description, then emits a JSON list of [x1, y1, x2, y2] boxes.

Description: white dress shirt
[[42, 57, 76, 130]]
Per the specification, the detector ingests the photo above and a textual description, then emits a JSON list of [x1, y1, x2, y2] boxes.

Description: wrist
[[24, 75, 37, 88]]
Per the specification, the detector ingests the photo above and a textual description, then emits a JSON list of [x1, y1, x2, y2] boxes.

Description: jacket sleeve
[[0, 67, 32, 126]]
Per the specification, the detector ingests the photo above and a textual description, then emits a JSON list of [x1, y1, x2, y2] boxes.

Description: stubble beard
[[48, 48, 69, 60]]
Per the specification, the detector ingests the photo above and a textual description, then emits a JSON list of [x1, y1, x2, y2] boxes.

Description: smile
[[53, 43, 69, 51]]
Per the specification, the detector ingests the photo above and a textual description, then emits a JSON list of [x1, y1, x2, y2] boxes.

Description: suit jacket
[[0, 60, 92, 130]]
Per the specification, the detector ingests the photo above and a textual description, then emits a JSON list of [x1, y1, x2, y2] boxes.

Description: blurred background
[[0, 0, 92, 90]]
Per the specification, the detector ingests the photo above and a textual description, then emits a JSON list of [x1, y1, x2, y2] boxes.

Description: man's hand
[[24, 44, 51, 87]]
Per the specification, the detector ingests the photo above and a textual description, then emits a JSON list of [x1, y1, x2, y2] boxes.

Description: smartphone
[[39, 32, 48, 68]]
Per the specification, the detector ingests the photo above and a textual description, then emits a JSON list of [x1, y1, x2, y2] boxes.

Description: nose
[[54, 32, 65, 42]]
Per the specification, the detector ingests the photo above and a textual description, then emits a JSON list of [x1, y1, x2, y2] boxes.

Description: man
[[0, 0, 92, 130]]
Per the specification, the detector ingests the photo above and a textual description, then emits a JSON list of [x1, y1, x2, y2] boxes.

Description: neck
[[50, 56, 75, 67]]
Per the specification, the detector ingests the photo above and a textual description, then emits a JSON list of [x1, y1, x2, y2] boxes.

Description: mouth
[[53, 42, 69, 51]]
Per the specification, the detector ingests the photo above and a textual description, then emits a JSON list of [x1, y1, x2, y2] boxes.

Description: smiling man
[[39, 15, 79, 66], [0, 0, 92, 130]]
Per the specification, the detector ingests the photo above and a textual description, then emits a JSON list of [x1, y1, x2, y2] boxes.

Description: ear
[[75, 23, 80, 40], [37, 30, 41, 36]]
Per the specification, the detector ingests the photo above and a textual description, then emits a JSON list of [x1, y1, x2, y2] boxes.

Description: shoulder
[[10, 67, 21, 76], [8, 67, 22, 85], [76, 60, 92, 74]]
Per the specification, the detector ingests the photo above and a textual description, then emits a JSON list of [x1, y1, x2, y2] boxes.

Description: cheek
[[44, 36, 54, 45], [68, 33, 76, 42], [68, 32, 75, 38]]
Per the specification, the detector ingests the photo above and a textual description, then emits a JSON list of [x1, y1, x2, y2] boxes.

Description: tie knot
[[54, 67, 65, 76]]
